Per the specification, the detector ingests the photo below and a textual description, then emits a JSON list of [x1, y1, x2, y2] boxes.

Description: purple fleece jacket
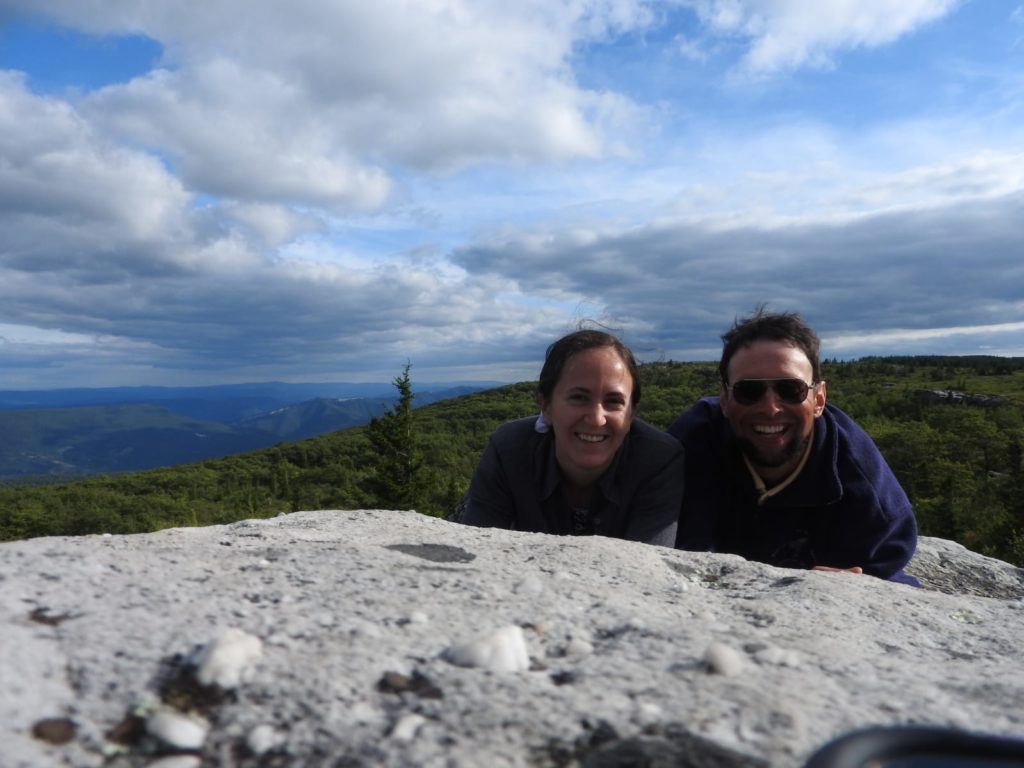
[[668, 397, 919, 586]]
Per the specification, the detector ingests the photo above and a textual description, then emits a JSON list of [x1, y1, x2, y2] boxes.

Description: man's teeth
[[754, 425, 785, 435], [576, 433, 607, 443]]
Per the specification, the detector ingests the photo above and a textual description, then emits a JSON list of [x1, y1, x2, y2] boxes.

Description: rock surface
[[2, 510, 1023, 767]]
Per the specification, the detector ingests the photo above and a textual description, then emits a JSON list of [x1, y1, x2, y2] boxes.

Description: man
[[669, 308, 919, 585]]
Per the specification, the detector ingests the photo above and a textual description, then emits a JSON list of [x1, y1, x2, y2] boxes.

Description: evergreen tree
[[366, 363, 424, 509]]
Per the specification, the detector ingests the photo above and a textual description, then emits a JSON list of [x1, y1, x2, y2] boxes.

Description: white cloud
[[0, 73, 193, 270], [221, 204, 323, 250], [826, 321, 1024, 352], [688, 0, 961, 74], [19, 0, 656, 211], [1, 0, 1023, 389]]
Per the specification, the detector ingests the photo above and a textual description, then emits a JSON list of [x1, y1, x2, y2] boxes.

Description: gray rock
[[2, 510, 1023, 767], [906, 536, 1024, 599]]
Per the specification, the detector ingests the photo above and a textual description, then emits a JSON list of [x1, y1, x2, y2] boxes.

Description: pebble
[[146, 709, 210, 750], [446, 625, 530, 672], [247, 723, 286, 754], [195, 627, 263, 688], [31, 717, 76, 745], [704, 641, 745, 676], [391, 713, 427, 741], [634, 701, 663, 726], [565, 638, 594, 657], [145, 756, 202, 768]]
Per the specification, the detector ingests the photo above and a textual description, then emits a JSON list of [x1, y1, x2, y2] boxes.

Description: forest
[[1, 356, 1023, 567]]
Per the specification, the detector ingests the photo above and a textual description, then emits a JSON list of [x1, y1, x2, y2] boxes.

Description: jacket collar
[[727, 405, 843, 507], [534, 420, 631, 507]]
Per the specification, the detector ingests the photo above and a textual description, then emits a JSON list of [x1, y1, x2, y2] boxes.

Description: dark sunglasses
[[727, 378, 816, 405]]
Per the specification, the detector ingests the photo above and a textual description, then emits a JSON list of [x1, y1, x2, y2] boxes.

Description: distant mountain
[[237, 397, 389, 440], [0, 381, 503, 422], [0, 384, 492, 481], [236, 386, 482, 441], [0, 403, 281, 480]]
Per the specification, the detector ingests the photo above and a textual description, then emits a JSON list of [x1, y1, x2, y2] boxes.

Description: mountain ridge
[[0, 384, 490, 481]]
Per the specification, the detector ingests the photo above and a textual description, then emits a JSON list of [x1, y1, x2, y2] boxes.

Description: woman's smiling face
[[541, 346, 635, 487]]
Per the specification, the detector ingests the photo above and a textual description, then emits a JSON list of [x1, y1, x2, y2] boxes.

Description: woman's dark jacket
[[462, 416, 684, 547]]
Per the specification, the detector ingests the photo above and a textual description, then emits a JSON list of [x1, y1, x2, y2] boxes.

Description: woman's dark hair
[[719, 306, 822, 383], [537, 329, 641, 406]]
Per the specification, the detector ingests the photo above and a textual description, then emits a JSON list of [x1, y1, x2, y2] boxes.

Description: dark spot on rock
[[582, 731, 769, 768], [582, 718, 618, 739], [551, 670, 578, 686], [385, 543, 476, 563], [153, 651, 234, 714], [663, 559, 699, 577], [376, 670, 443, 699], [596, 624, 636, 640], [946, 649, 978, 662], [667, 660, 704, 675], [106, 714, 146, 745], [743, 611, 776, 628], [29, 607, 78, 626], [32, 717, 76, 745], [541, 722, 770, 768], [772, 576, 804, 587]]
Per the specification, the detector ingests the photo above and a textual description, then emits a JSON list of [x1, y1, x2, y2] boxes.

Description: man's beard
[[738, 429, 810, 471]]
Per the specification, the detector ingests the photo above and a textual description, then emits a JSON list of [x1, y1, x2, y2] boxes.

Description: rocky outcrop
[[912, 389, 1010, 407], [2, 510, 1022, 767], [904, 536, 1024, 599]]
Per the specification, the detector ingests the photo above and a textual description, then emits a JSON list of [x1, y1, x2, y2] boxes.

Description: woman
[[461, 329, 684, 546]]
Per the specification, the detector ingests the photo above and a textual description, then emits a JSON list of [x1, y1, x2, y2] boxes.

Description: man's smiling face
[[720, 339, 826, 482]]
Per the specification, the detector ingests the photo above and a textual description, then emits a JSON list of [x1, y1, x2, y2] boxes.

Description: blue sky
[[1, 0, 1023, 388]]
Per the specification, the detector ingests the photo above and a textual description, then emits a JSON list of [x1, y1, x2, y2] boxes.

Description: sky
[[1, 0, 1023, 389]]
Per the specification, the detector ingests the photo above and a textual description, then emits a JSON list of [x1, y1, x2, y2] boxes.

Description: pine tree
[[366, 362, 424, 509]]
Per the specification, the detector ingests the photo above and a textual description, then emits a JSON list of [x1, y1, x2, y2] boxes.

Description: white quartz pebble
[[145, 756, 202, 768], [247, 724, 286, 755], [446, 625, 530, 672], [391, 713, 427, 741], [195, 627, 263, 688], [704, 641, 745, 676], [146, 709, 210, 750], [566, 638, 594, 656]]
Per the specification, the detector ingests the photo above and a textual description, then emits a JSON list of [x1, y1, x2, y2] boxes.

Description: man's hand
[[812, 565, 864, 574]]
